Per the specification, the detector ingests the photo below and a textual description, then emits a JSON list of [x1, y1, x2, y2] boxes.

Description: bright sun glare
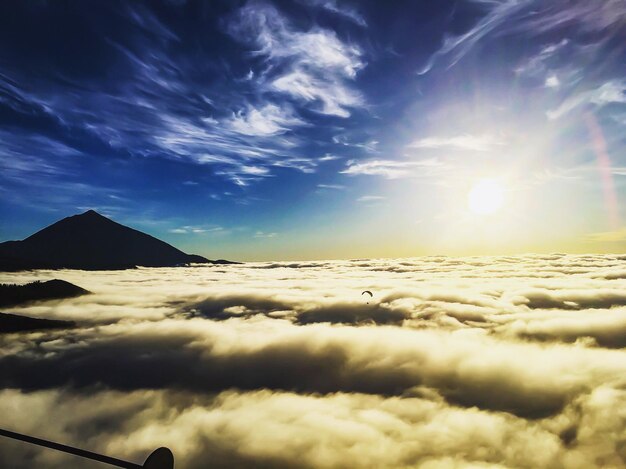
[[467, 179, 505, 215]]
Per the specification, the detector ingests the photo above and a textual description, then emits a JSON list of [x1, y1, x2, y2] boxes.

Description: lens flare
[[585, 113, 620, 229]]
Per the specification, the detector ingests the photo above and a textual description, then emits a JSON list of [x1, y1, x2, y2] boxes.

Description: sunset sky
[[1, 0, 625, 260]]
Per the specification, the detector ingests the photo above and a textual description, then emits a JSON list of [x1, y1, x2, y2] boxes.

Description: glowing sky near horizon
[[0, 0, 625, 260]]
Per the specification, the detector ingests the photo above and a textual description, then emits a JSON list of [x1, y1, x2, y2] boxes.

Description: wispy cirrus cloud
[[0, 131, 79, 182], [317, 183, 346, 190], [254, 231, 278, 238], [341, 158, 441, 179], [417, 0, 529, 75], [300, 0, 367, 27], [418, 0, 626, 136], [0, 47, 311, 188], [169, 226, 226, 235], [225, 103, 308, 136], [332, 135, 379, 153], [408, 133, 505, 152], [356, 195, 385, 202], [0, 0, 372, 193], [547, 80, 626, 120], [419, 0, 626, 76], [270, 69, 363, 118], [227, 1, 366, 117]]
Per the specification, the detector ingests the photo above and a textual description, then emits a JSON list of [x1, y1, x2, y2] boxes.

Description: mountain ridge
[[0, 210, 236, 271]]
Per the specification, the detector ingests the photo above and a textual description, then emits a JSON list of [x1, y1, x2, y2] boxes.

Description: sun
[[467, 179, 505, 215]]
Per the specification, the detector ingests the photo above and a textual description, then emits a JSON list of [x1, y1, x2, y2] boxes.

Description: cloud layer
[[1, 254, 626, 467]]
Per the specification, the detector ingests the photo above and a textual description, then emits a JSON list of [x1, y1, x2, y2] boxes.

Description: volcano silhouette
[[0, 210, 230, 270]]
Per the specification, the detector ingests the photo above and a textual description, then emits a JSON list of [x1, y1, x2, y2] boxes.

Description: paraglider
[[362, 290, 373, 304]]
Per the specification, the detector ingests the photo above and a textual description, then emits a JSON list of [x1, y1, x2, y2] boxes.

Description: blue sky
[[1, 0, 625, 260]]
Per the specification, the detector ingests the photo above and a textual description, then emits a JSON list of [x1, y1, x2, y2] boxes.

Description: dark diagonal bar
[[0, 428, 142, 468]]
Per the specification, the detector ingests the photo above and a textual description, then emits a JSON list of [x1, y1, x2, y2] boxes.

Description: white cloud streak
[[408, 133, 505, 152], [254, 231, 278, 238], [547, 80, 626, 120], [301, 0, 367, 27], [356, 195, 385, 202], [341, 158, 441, 179], [317, 183, 345, 190]]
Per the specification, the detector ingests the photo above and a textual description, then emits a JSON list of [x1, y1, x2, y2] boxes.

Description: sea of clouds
[[1, 254, 626, 468]]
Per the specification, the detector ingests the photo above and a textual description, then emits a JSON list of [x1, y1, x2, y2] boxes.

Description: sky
[[0, 0, 625, 261], [2, 254, 626, 467]]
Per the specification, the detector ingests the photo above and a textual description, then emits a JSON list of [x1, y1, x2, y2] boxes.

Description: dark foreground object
[[0, 279, 89, 307], [0, 312, 75, 333], [0, 428, 174, 469], [0, 209, 237, 271]]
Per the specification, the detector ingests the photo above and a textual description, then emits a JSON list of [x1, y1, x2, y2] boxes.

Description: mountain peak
[[79, 209, 107, 219], [0, 210, 219, 270]]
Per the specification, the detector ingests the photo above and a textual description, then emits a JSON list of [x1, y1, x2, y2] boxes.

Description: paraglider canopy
[[362, 290, 373, 304]]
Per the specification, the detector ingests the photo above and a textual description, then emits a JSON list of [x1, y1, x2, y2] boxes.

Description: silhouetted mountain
[[0, 210, 236, 270], [0, 280, 89, 307], [0, 312, 75, 333]]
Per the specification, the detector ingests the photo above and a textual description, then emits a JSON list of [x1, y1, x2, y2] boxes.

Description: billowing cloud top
[[2, 254, 626, 467]]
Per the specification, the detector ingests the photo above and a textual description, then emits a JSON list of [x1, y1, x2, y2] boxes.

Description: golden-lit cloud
[[1, 255, 626, 467]]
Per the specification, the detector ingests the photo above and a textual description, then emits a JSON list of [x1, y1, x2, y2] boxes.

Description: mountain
[[0, 280, 89, 307], [0, 312, 75, 333], [0, 210, 234, 270]]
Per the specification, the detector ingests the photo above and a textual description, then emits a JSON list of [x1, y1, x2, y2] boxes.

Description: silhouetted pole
[[0, 428, 174, 468]]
